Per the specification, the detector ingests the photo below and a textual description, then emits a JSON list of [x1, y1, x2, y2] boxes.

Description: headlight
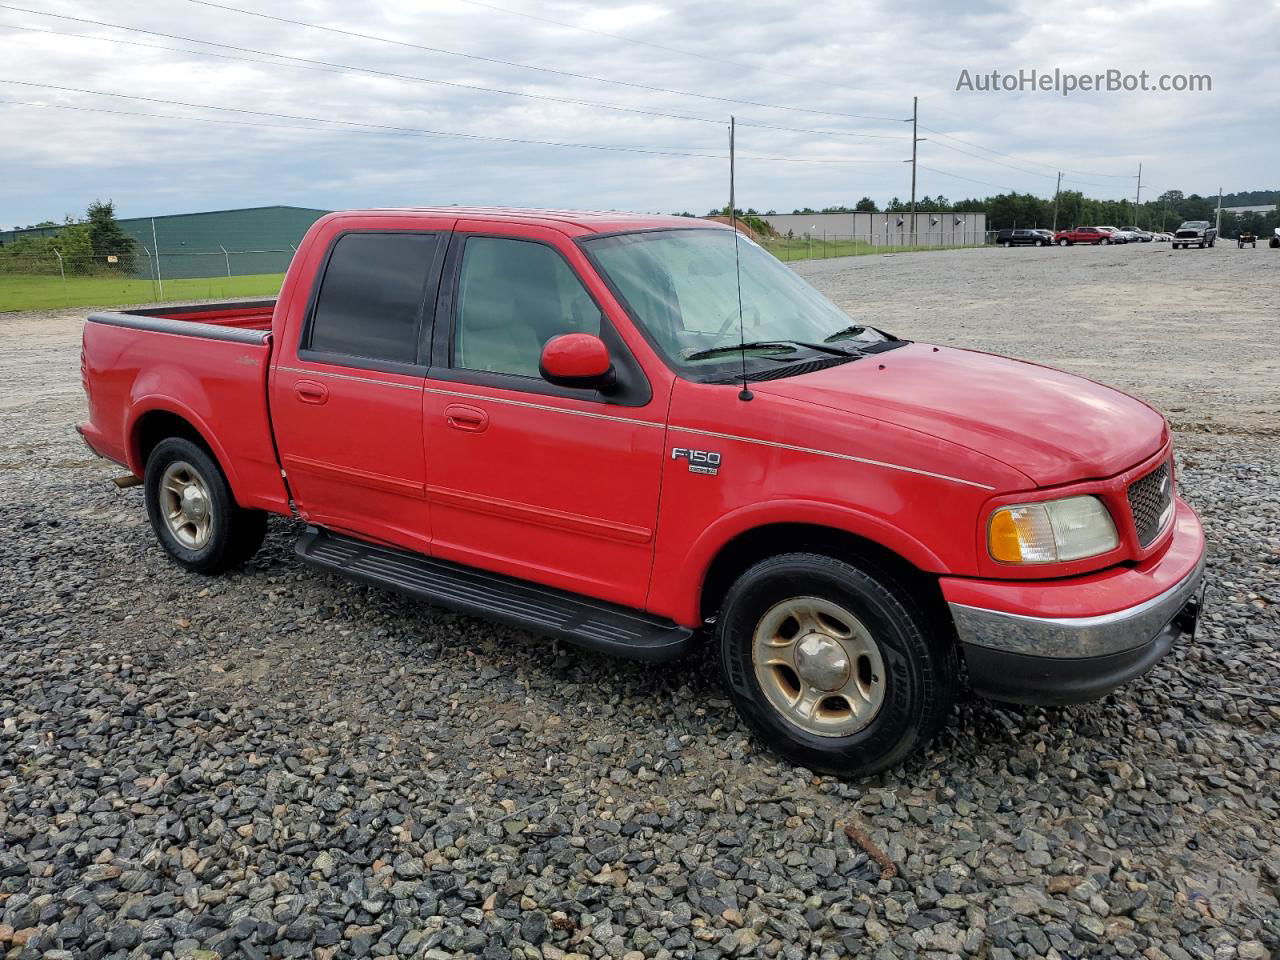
[[987, 495, 1118, 564]]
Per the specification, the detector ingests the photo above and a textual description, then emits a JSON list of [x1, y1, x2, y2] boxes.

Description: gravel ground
[[2, 242, 1278, 960]]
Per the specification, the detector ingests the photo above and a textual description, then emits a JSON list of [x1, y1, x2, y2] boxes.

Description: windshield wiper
[[824, 323, 898, 344], [685, 339, 856, 362]]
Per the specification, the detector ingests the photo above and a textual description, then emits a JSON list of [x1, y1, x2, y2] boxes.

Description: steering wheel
[[714, 303, 761, 338]]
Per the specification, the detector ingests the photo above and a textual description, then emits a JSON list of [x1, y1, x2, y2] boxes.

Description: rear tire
[[144, 437, 267, 574], [716, 553, 957, 777]]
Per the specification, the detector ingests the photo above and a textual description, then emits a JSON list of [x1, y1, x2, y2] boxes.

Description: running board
[[295, 527, 696, 661]]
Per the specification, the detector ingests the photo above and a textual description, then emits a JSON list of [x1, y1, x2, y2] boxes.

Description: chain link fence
[[0, 246, 297, 311], [758, 229, 990, 262]]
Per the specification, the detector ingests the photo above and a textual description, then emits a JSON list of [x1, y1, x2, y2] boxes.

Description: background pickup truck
[[79, 207, 1207, 776], [1053, 226, 1108, 245], [1173, 220, 1217, 248]]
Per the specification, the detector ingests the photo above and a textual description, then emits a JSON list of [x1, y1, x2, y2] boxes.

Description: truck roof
[[328, 207, 728, 236]]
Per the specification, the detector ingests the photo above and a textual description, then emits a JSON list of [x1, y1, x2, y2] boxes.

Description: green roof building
[[0, 205, 330, 279]]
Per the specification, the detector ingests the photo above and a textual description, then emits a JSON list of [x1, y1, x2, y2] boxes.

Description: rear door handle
[[295, 379, 329, 404], [445, 403, 488, 432]]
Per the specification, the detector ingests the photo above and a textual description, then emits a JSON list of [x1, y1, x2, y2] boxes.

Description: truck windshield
[[581, 228, 899, 377]]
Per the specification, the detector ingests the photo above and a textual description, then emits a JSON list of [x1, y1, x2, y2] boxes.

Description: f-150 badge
[[672, 447, 721, 476]]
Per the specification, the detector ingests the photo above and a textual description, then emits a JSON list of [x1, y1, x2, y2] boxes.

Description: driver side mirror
[[539, 333, 616, 391]]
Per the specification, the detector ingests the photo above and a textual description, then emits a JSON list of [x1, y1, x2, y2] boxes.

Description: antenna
[[729, 115, 752, 401]]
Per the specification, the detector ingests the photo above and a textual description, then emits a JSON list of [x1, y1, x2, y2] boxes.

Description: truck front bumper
[[942, 498, 1206, 705]]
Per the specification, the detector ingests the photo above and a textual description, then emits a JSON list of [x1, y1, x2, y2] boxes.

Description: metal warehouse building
[[0, 205, 330, 279], [762, 211, 987, 246]]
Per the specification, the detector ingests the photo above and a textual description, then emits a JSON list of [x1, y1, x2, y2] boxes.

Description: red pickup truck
[[1053, 226, 1110, 245], [79, 208, 1206, 776]]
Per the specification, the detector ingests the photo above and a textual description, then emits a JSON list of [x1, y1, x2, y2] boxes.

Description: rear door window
[[308, 232, 439, 364]]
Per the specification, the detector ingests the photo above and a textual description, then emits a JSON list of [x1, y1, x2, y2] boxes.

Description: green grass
[[759, 238, 977, 262], [0, 272, 286, 312]]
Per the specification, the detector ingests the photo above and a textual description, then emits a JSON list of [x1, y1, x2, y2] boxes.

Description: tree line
[[682, 188, 1279, 237], [0, 201, 137, 276]]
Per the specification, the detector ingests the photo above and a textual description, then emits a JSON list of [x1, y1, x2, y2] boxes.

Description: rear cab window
[[303, 232, 441, 368]]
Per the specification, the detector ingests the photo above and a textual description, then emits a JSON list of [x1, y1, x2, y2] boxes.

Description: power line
[[0, 80, 903, 165], [924, 136, 1139, 191], [918, 124, 1135, 179], [180, 0, 908, 122], [916, 165, 1020, 194], [0, 15, 910, 142], [447, 0, 762, 74]]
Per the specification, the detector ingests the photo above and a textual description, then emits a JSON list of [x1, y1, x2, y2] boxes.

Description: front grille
[[1128, 461, 1173, 547]]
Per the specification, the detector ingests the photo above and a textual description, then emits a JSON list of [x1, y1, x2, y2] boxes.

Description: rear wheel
[[144, 437, 267, 574], [716, 553, 957, 777]]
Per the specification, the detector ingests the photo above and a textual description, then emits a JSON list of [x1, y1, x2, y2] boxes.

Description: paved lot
[[2, 242, 1277, 959]]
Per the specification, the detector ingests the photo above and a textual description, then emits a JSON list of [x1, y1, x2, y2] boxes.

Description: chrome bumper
[[949, 551, 1207, 660]]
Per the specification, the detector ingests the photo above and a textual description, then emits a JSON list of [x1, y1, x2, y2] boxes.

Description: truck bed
[[79, 296, 291, 515], [87, 298, 276, 343]]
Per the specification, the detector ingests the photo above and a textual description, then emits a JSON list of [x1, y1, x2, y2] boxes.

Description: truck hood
[[754, 343, 1167, 487]]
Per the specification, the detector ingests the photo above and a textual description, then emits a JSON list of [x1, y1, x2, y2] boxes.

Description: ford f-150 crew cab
[[79, 208, 1207, 776]]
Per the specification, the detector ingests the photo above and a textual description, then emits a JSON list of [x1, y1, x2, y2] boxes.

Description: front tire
[[144, 437, 267, 574], [1058, 238, 1070, 246], [716, 553, 956, 777]]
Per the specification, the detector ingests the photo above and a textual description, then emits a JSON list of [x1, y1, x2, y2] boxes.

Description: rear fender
[[125, 379, 245, 501]]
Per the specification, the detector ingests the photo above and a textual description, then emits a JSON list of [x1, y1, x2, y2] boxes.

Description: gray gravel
[[2, 243, 1278, 959]]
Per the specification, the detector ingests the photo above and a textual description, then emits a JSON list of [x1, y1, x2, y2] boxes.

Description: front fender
[[664, 498, 951, 626]]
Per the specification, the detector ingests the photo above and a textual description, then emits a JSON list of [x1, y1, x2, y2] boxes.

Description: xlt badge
[[672, 447, 721, 476]]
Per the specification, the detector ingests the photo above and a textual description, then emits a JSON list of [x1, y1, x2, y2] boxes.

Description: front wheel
[[144, 437, 267, 574], [716, 553, 956, 777], [1035, 239, 1045, 246], [1058, 238, 1070, 246]]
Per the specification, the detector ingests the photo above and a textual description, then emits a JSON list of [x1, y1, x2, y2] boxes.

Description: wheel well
[[699, 523, 946, 623], [134, 410, 214, 469]]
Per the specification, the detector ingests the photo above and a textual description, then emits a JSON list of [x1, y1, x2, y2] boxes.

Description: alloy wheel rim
[[159, 460, 214, 550], [751, 596, 886, 738]]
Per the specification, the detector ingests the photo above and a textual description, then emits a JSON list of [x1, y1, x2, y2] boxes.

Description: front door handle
[[295, 379, 329, 404], [445, 403, 488, 432]]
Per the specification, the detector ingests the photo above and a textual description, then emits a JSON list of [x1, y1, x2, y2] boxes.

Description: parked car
[[1272, 228, 1280, 249], [1053, 226, 1108, 245], [1173, 221, 1217, 249], [1238, 229, 1257, 248], [1121, 227, 1154, 242], [1153, 232, 1173, 242], [995, 228, 1052, 247], [77, 207, 1207, 777], [1096, 226, 1131, 244]]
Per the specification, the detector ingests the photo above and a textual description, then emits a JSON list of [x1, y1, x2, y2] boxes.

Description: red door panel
[[272, 363, 428, 552], [423, 383, 666, 608]]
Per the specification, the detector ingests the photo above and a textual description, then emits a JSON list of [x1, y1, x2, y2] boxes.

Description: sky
[[2, 0, 1278, 227]]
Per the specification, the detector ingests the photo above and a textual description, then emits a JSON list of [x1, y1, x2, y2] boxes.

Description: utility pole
[[728, 115, 735, 218], [1215, 186, 1223, 236], [909, 96, 918, 245], [1134, 163, 1142, 227], [1051, 171, 1063, 232]]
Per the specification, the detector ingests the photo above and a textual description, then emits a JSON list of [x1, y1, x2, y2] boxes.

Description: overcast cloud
[[2, 0, 1278, 226]]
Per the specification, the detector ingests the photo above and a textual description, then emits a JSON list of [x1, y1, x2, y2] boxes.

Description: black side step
[[295, 527, 696, 662]]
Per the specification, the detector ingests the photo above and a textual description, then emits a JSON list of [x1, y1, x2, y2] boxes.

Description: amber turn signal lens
[[987, 496, 1118, 564]]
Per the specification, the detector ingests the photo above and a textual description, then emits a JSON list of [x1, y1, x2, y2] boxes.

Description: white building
[[761, 211, 987, 246]]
